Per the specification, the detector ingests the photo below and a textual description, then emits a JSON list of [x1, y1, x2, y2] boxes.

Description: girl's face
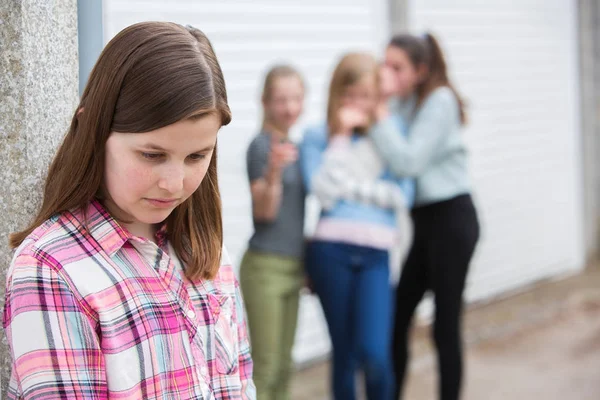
[[385, 46, 422, 98], [341, 73, 378, 117], [263, 75, 304, 133], [104, 114, 221, 238], [379, 63, 399, 99]]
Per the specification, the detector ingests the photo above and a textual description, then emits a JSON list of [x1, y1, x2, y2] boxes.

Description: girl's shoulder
[[247, 131, 271, 155], [422, 86, 461, 125], [7, 210, 83, 285], [12, 210, 78, 259], [424, 86, 458, 109]]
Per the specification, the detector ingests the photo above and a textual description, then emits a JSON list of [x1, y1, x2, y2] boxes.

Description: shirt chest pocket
[[208, 293, 239, 375]]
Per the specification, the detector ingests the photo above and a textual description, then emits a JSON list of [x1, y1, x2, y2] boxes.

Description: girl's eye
[[188, 153, 206, 161], [141, 152, 164, 160]]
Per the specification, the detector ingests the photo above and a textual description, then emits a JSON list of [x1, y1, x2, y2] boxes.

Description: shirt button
[[186, 309, 196, 319], [159, 260, 168, 268]]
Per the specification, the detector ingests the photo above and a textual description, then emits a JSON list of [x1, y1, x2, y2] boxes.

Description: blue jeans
[[306, 241, 395, 400]]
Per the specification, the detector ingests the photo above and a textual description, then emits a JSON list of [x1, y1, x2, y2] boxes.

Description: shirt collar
[[83, 200, 167, 257]]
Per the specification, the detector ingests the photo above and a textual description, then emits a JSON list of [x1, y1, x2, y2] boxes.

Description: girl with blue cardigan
[[300, 53, 414, 400]]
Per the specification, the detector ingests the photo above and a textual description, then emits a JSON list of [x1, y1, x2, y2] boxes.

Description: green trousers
[[240, 250, 303, 400]]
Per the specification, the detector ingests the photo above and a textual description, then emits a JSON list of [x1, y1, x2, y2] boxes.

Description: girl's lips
[[146, 198, 178, 208]]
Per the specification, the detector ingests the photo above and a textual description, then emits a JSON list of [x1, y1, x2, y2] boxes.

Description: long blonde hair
[[10, 22, 230, 281], [327, 52, 379, 135]]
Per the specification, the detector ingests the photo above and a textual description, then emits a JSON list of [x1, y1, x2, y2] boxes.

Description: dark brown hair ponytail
[[390, 33, 467, 124]]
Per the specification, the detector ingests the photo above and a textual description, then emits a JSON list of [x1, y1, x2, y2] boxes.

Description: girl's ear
[[77, 107, 85, 117]]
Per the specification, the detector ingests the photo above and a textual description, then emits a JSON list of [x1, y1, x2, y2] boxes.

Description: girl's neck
[[263, 121, 289, 141], [103, 198, 159, 243], [125, 222, 159, 243]]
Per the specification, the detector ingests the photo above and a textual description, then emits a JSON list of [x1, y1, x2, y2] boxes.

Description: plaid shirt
[[3, 201, 256, 399]]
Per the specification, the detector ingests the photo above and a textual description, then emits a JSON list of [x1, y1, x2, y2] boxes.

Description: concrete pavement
[[290, 264, 600, 399]]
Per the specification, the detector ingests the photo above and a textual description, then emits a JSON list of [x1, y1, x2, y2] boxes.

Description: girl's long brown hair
[[10, 22, 231, 281], [327, 52, 379, 136], [390, 33, 467, 125]]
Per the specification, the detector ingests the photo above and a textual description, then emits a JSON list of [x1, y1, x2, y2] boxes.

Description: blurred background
[[2, 0, 600, 399]]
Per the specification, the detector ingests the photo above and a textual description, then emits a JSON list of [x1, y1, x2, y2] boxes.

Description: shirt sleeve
[[299, 125, 328, 192], [311, 135, 409, 211], [234, 277, 257, 399], [246, 136, 270, 183], [3, 251, 106, 399], [370, 88, 457, 177], [310, 135, 352, 210], [348, 180, 407, 210]]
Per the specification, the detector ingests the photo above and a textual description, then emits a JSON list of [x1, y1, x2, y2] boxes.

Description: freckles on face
[[120, 152, 151, 182], [124, 160, 154, 198], [103, 114, 221, 232], [104, 138, 154, 206]]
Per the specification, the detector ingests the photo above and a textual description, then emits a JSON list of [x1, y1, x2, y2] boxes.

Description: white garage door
[[103, 0, 389, 364], [407, 0, 585, 303]]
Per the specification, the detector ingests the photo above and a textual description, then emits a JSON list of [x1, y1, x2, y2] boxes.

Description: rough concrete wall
[[0, 0, 78, 393], [579, 0, 600, 262], [389, 0, 408, 35]]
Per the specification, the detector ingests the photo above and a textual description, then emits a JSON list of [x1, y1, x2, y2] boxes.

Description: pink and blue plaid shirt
[[3, 200, 256, 399]]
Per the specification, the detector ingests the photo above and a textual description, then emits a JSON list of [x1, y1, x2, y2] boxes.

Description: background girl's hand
[[336, 107, 369, 135], [269, 139, 298, 171]]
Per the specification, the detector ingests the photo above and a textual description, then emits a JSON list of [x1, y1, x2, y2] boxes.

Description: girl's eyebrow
[[142, 143, 168, 151], [141, 143, 215, 153]]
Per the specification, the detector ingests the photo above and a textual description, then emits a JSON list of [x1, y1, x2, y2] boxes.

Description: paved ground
[[290, 264, 600, 399]]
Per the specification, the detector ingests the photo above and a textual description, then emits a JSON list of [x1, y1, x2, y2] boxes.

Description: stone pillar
[[578, 0, 600, 262], [389, 0, 408, 35], [0, 0, 79, 394]]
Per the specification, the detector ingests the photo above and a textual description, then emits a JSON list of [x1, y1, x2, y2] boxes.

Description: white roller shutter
[[407, 0, 585, 303], [103, 0, 389, 364]]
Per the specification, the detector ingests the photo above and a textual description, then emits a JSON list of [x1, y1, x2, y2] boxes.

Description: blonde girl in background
[[240, 65, 306, 400], [300, 53, 414, 400]]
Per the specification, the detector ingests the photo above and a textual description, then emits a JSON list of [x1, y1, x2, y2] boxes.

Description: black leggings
[[393, 194, 479, 400]]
